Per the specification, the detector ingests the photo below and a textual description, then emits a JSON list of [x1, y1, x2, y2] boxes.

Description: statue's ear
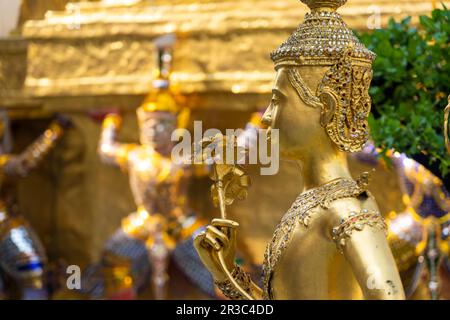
[[318, 89, 337, 127]]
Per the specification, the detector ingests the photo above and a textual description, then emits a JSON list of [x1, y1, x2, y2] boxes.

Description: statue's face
[[137, 110, 177, 149], [262, 67, 329, 160]]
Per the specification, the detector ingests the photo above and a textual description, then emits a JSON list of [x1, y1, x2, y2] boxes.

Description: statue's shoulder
[[324, 193, 378, 229], [122, 143, 140, 155]]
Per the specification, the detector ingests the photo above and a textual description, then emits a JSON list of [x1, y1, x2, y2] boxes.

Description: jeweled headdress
[[272, 0, 375, 152], [137, 34, 191, 131], [138, 34, 178, 115], [271, 0, 375, 68]]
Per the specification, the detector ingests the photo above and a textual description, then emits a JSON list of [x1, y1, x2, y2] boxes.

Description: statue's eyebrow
[[272, 88, 286, 99]]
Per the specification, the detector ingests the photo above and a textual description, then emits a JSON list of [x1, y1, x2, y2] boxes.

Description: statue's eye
[[271, 96, 280, 106], [156, 124, 165, 132]]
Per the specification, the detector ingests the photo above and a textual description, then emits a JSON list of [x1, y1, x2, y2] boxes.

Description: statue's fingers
[[211, 218, 239, 229], [212, 219, 239, 239], [194, 231, 219, 251], [206, 225, 229, 247], [193, 232, 206, 249], [229, 224, 237, 245], [204, 233, 221, 251]]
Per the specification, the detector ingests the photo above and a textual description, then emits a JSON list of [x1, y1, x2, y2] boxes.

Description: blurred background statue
[[0, 112, 68, 299], [353, 145, 450, 300], [84, 35, 214, 300]]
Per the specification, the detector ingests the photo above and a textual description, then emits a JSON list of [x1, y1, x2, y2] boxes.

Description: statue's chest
[[262, 178, 365, 299], [127, 150, 182, 201], [262, 192, 323, 299], [128, 150, 175, 185]]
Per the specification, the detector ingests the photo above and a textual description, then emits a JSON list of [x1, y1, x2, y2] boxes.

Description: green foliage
[[358, 8, 450, 177]]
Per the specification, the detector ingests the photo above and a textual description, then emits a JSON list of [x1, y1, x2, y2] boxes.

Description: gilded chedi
[[20, 0, 449, 103]]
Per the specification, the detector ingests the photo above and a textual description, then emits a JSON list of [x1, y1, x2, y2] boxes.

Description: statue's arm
[[331, 208, 405, 300], [0, 119, 65, 178], [98, 114, 134, 169]]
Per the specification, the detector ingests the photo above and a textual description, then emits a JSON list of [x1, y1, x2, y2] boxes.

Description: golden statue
[[0, 114, 67, 299], [97, 37, 211, 299], [194, 0, 405, 300]]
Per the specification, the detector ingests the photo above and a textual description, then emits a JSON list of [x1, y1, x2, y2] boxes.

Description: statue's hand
[[54, 113, 73, 129], [193, 218, 238, 282], [88, 108, 121, 123]]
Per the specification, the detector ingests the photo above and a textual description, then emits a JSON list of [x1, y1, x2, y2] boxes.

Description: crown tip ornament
[[300, 0, 347, 11], [136, 34, 180, 115], [271, 0, 375, 68]]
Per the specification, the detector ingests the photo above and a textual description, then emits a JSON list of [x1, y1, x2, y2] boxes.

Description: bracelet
[[332, 209, 387, 253], [214, 265, 252, 300]]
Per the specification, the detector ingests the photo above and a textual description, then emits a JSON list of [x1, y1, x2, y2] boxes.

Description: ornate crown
[[138, 34, 179, 114], [271, 0, 375, 68], [138, 88, 179, 114], [137, 89, 191, 130]]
